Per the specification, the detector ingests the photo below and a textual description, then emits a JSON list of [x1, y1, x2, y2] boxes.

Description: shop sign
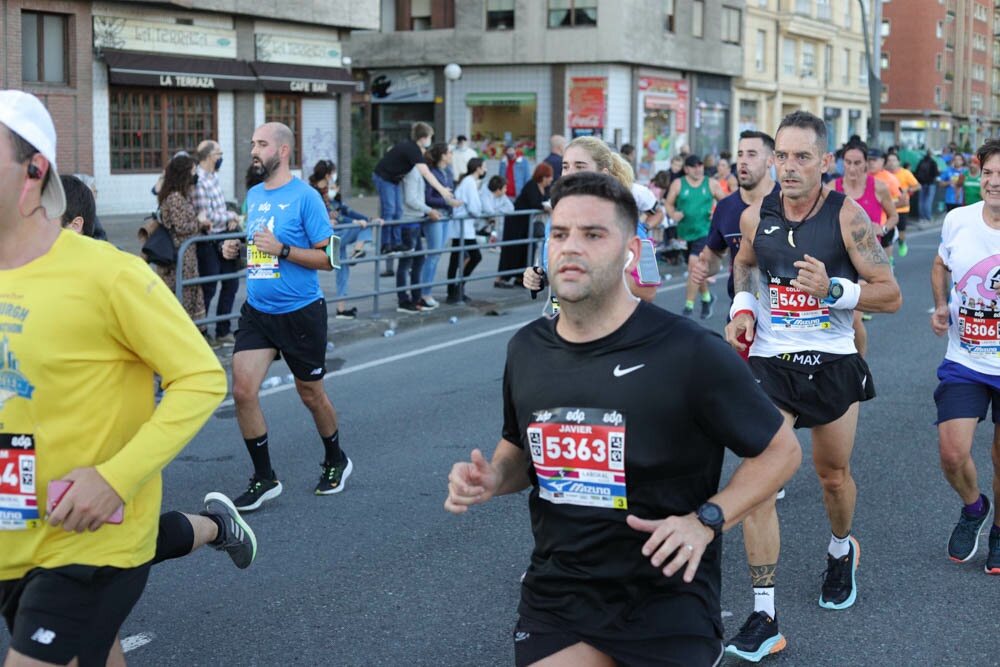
[[371, 69, 434, 103], [568, 77, 607, 129], [639, 76, 688, 132], [94, 16, 237, 59], [255, 33, 342, 68]]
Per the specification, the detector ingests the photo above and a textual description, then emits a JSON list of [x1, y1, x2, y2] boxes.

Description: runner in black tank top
[[720, 112, 902, 663]]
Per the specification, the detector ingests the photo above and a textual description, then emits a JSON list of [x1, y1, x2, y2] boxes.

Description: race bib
[[0, 434, 40, 530], [526, 407, 627, 510], [958, 305, 1000, 357], [247, 243, 280, 280], [768, 276, 830, 331]]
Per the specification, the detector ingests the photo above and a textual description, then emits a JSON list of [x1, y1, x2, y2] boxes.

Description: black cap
[[868, 148, 885, 159], [684, 154, 703, 167]]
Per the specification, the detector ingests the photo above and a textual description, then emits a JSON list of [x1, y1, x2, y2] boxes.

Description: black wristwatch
[[696, 502, 725, 540], [279, 244, 291, 259]]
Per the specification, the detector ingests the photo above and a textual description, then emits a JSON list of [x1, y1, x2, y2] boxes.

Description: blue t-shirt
[[706, 184, 780, 300], [245, 178, 332, 314]]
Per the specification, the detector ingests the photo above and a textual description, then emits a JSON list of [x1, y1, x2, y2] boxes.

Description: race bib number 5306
[[0, 434, 40, 530], [526, 407, 627, 510]]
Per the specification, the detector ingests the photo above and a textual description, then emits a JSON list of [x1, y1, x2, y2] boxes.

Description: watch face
[[830, 283, 844, 300], [699, 503, 723, 524]]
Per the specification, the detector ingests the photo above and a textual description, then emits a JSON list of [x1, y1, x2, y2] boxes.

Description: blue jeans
[[420, 218, 448, 297], [918, 184, 937, 220], [373, 173, 403, 249], [396, 225, 425, 305], [196, 242, 239, 337], [334, 224, 373, 298]]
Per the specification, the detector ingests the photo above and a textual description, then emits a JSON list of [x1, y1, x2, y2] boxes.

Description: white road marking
[[214, 276, 690, 410], [122, 632, 155, 653]]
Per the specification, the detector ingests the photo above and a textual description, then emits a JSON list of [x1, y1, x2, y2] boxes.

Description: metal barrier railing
[[174, 209, 547, 326]]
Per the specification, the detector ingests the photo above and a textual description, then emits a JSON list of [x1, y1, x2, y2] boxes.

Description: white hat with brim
[[0, 90, 66, 219]]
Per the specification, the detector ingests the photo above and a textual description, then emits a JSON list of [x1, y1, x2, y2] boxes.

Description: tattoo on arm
[[734, 262, 758, 294], [750, 563, 777, 587], [848, 211, 890, 267]]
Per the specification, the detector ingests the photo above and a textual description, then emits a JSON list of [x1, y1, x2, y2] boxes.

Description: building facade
[[5, 0, 377, 215], [881, 0, 998, 151], [349, 0, 744, 181], [735, 0, 871, 152]]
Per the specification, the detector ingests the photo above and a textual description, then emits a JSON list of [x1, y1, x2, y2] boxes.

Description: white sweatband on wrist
[[729, 291, 758, 320], [829, 278, 861, 310]]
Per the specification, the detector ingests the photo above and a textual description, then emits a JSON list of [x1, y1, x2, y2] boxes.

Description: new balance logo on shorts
[[31, 628, 56, 645], [514, 632, 530, 642], [310, 368, 323, 376]]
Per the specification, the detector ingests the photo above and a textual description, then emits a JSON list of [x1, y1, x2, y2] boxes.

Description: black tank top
[[751, 189, 859, 356]]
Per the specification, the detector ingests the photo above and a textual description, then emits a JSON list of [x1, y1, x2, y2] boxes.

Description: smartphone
[[633, 238, 662, 287], [47, 480, 124, 524], [326, 234, 342, 270]]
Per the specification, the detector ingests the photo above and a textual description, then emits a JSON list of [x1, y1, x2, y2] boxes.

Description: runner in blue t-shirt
[[690, 131, 779, 305], [228, 122, 351, 512]]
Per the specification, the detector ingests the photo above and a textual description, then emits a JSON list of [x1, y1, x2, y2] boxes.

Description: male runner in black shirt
[[445, 172, 801, 667]]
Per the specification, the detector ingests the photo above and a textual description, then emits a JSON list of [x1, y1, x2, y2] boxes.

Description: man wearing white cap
[[0, 90, 227, 666]]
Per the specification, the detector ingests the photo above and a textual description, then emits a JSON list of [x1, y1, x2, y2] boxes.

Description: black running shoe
[[203, 492, 257, 569], [948, 495, 991, 562], [315, 458, 353, 495], [700, 293, 715, 319], [233, 475, 282, 512], [819, 536, 860, 610], [986, 530, 1000, 574], [724, 611, 786, 663]]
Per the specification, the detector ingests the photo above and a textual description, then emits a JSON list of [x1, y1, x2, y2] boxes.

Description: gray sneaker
[[948, 495, 991, 562], [203, 492, 257, 569]]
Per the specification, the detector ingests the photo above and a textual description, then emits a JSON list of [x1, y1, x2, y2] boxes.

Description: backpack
[[915, 157, 935, 184]]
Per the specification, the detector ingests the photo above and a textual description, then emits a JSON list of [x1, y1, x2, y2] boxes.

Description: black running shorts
[[683, 236, 709, 263], [512, 616, 723, 667], [749, 353, 875, 429], [0, 562, 151, 666], [234, 298, 328, 382]]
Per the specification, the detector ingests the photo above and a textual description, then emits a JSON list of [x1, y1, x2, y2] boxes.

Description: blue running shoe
[[819, 536, 860, 610]]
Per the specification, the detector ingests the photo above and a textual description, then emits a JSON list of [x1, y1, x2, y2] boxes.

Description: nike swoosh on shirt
[[762, 226, 780, 234], [613, 364, 645, 377]]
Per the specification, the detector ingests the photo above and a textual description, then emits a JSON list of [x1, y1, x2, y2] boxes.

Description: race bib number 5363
[[0, 434, 40, 530], [526, 407, 627, 510]]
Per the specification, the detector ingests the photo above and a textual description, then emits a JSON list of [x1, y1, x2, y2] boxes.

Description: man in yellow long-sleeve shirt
[[0, 91, 227, 666]]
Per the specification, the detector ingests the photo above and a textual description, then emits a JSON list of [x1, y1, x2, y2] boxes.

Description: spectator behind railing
[[446, 158, 487, 304], [422, 142, 459, 307], [497, 163, 552, 288], [158, 153, 210, 337], [307, 159, 382, 320], [398, 164, 435, 312], [479, 174, 514, 247]]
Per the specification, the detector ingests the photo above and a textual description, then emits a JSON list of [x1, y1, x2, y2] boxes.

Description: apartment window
[[783, 38, 797, 76], [664, 0, 675, 32], [935, 87, 941, 105], [881, 85, 889, 104], [936, 53, 943, 71], [842, 48, 850, 84], [824, 44, 833, 84], [973, 34, 987, 51], [548, 0, 597, 28], [973, 64, 986, 81], [756, 30, 767, 72], [881, 53, 889, 69], [759, 0, 768, 6], [721, 7, 741, 44], [817, 0, 831, 20], [844, 2, 851, 29], [109, 89, 216, 173], [859, 53, 868, 86], [973, 93, 984, 110], [486, 0, 515, 30], [264, 95, 302, 169], [795, 0, 811, 15], [21, 11, 68, 84], [396, 0, 454, 30], [936, 21, 943, 38], [801, 42, 816, 78], [974, 3, 988, 21], [881, 20, 890, 37], [692, 0, 704, 38]]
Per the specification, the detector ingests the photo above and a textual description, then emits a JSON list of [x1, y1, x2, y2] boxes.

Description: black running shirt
[[502, 301, 783, 641]]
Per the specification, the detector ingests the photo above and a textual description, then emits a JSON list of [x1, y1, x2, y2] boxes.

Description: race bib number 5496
[[526, 407, 627, 510]]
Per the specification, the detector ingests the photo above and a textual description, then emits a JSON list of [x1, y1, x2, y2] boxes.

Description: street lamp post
[[858, 0, 883, 147], [444, 63, 462, 141]]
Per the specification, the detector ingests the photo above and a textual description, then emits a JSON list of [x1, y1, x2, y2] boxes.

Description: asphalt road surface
[[5, 223, 1000, 666]]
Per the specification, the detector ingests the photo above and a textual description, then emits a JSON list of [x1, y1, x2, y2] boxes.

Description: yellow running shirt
[[0, 231, 226, 579]]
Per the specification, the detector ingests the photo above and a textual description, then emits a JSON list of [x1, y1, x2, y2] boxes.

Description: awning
[[465, 92, 536, 107], [101, 49, 257, 91], [250, 62, 356, 96]]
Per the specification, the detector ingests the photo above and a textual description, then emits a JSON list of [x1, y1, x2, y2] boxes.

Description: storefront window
[[109, 88, 215, 172], [265, 94, 303, 169], [467, 94, 536, 159]]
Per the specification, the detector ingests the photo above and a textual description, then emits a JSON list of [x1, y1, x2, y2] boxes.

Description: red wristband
[[733, 309, 755, 320]]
